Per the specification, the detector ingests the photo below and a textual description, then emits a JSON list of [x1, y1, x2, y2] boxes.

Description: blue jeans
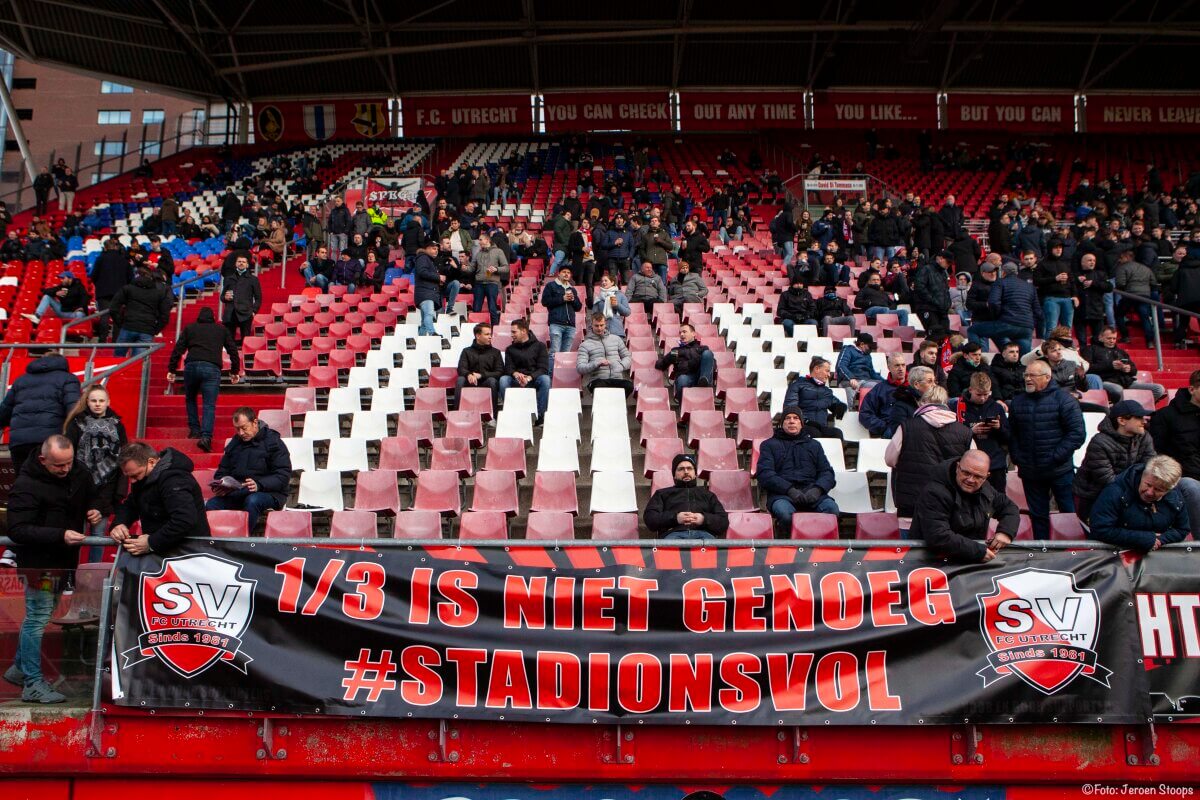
[[775, 241, 795, 268], [548, 324, 575, 355], [302, 266, 330, 290], [551, 250, 567, 270], [162, 221, 177, 236], [1023, 470, 1075, 541], [206, 489, 281, 534], [184, 361, 221, 438], [672, 349, 716, 401], [16, 578, 59, 685], [653, 264, 668, 285], [443, 279, 461, 312], [967, 320, 1032, 355], [664, 530, 717, 540], [34, 295, 85, 321], [1084, 374, 1104, 392], [869, 246, 900, 262], [1041, 297, 1075, 338], [114, 329, 154, 358], [500, 374, 550, 416], [782, 318, 819, 337], [1104, 287, 1116, 326], [473, 283, 500, 324], [864, 306, 910, 326], [1117, 298, 1156, 342], [769, 495, 841, 528], [328, 233, 347, 257], [418, 299, 438, 336]]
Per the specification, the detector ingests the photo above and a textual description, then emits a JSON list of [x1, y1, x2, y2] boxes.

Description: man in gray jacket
[[639, 217, 675, 284], [470, 232, 509, 325], [627, 260, 668, 313], [1112, 246, 1160, 345], [668, 260, 708, 310], [577, 313, 633, 393]]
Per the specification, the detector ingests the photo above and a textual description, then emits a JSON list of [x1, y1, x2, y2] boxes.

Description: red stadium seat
[[531, 471, 578, 515], [1049, 512, 1086, 541], [643, 437, 685, 477], [686, 410, 727, 447], [706, 470, 756, 512], [458, 387, 495, 420], [469, 470, 520, 516], [855, 512, 900, 540], [483, 438, 526, 478], [207, 510, 249, 538], [426, 367, 458, 389], [525, 511, 575, 540], [263, 510, 313, 539], [414, 388, 449, 419], [444, 411, 485, 447], [353, 470, 402, 514], [378, 436, 421, 477], [679, 387, 716, 421], [413, 470, 462, 516], [393, 510, 443, 539], [330, 510, 379, 539], [727, 512, 774, 540], [696, 438, 739, 477], [258, 409, 293, 435], [458, 511, 509, 540], [308, 366, 340, 389], [394, 411, 435, 445], [430, 437, 473, 476], [790, 513, 840, 540], [639, 410, 679, 444], [591, 513, 640, 540]]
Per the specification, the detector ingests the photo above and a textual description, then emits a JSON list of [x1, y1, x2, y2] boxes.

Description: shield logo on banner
[[303, 104, 336, 140], [128, 553, 257, 678], [256, 105, 284, 142], [977, 568, 1111, 695], [352, 102, 387, 137]]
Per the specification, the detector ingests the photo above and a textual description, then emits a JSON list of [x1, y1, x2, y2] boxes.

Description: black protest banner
[[110, 541, 1148, 724], [1130, 550, 1200, 720]]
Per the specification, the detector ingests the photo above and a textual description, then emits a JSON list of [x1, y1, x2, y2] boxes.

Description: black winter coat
[[1008, 383, 1086, 478], [114, 448, 210, 554], [1079, 343, 1136, 389], [910, 459, 1020, 562], [1169, 258, 1200, 306], [91, 250, 132, 299], [912, 263, 950, 312], [678, 230, 710, 266], [222, 270, 261, 323], [783, 376, 846, 427], [946, 358, 989, 399], [6, 452, 99, 571], [755, 428, 836, 506], [884, 384, 920, 437], [966, 277, 996, 321], [1090, 463, 1189, 552], [1034, 256, 1074, 299], [170, 309, 241, 373], [0, 354, 81, 446], [644, 482, 729, 537], [111, 274, 171, 334], [989, 358, 1025, 402], [776, 288, 817, 323], [1073, 416, 1154, 503], [890, 410, 973, 517], [656, 340, 710, 381], [456, 343, 504, 380], [215, 423, 293, 506], [503, 335, 549, 381], [948, 234, 983, 276], [1074, 269, 1112, 321], [42, 280, 89, 314], [1148, 388, 1200, 480], [956, 395, 1010, 472]]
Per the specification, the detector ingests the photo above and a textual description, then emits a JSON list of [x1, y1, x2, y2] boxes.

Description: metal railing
[[1111, 288, 1200, 371]]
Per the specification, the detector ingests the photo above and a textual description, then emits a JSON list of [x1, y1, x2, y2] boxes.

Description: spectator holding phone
[[954, 372, 1010, 492], [1080, 326, 1166, 404]]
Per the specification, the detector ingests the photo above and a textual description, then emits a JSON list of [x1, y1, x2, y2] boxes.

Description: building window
[[15, 108, 31, 120], [11, 77, 36, 90], [97, 110, 131, 125], [94, 140, 126, 156], [91, 172, 118, 185], [142, 109, 164, 125], [140, 140, 161, 157], [4, 140, 19, 152], [101, 81, 133, 94]]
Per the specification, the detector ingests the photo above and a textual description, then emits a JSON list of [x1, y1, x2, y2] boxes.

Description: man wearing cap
[[967, 256, 1001, 323], [755, 407, 839, 532], [1034, 237, 1076, 338], [1073, 399, 1155, 523], [835, 333, 884, 393], [784, 356, 848, 440], [968, 261, 1041, 354], [643, 454, 729, 540], [23, 270, 89, 326], [910, 450, 1020, 562]]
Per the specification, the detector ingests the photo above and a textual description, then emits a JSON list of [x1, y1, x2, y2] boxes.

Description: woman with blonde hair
[[64, 384, 127, 560]]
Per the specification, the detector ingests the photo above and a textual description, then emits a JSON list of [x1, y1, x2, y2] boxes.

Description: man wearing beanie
[[1034, 237, 1075, 338], [755, 407, 839, 532], [643, 454, 729, 540]]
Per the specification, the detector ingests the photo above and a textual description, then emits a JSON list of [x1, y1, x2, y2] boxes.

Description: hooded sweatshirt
[[885, 404, 974, 518]]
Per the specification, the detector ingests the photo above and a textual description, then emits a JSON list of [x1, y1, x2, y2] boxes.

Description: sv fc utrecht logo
[[977, 568, 1113, 695], [123, 554, 256, 678]]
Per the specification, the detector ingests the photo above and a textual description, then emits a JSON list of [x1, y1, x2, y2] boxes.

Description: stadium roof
[[2, 0, 1200, 102]]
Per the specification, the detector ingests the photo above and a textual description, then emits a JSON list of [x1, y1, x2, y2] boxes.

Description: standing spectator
[[859, 353, 908, 437], [302, 205, 326, 260], [627, 260, 668, 314], [551, 210, 573, 271], [63, 385, 127, 554], [937, 195, 964, 236], [678, 220, 710, 267], [0, 349, 81, 472], [770, 207, 798, 270], [1169, 246, 1200, 348], [885, 386, 973, 530], [948, 227, 983, 276], [885, 365, 937, 437], [412, 238, 443, 336], [23, 271, 89, 326], [577, 312, 633, 394], [1008, 360, 1086, 539], [592, 273, 631, 337], [1034, 238, 1076, 338], [644, 454, 729, 540], [326, 196, 351, 256], [541, 264, 583, 364], [755, 407, 839, 532], [600, 212, 635, 282], [776, 276, 818, 336], [220, 188, 243, 235], [204, 408, 292, 533], [471, 231, 508, 326], [989, 341, 1025, 402], [351, 201, 371, 238], [1112, 246, 1160, 345], [1080, 326, 1165, 404], [783, 356, 847, 440], [159, 195, 179, 237], [968, 262, 1041, 354], [668, 260, 708, 310], [568, 218, 597, 303], [640, 217, 674, 285], [912, 252, 952, 334], [656, 322, 715, 402], [910, 451, 1020, 562], [967, 257, 1001, 325], [1074, 399, 1154, 523], [4, 435, 101, 703], [455, 323, 503, 410], [835, 332, 883, 393], [867, 205, 903, 261], [500, 318, 551, 425], [220, 256, 261, 344], [167, 307, 241, 452], [33, 169, 54, 216], [1089, 457, 1190, 553], [58, 168, 79, 216], [954, 372, 1010, 492], [110, 442, 210, 555]]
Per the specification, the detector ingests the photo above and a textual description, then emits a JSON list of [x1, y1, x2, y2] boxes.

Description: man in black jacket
[[301, 244, 335, 290], [500, 318, 550, 423], [656, 323, 715, 402], [24, 270, 89, 326], [643, 454, 729, 540], [910, 451, 1020, 562], [221, 255, 262, 342], [1080, 326, 1165, 404], [90, 239, 132, 341], [989, 342, 1025, 402], [110, 443, 210, 555], [220, 189, 243, 235], [204, 408, 292, 532], [4, 435, 102, 703], [776, 276, 818, 336], [456, 323, 504, 410], [326, 195, 352, 256], [912, 252, 952, 335], [110, 266, 171, 357], [167, 307, 241, 451]]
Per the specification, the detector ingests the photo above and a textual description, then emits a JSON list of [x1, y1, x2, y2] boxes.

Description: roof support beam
[[1082, 0, 1198, 91], [148, 0, 248, 102], [8, 0, 36, 60], [670, 0, 695, 89], [941, 0, 1026, 88], [521, 0, 539, 94]]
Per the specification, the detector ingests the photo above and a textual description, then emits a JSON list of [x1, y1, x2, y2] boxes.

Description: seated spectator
[[945, 342, 988, 399], [500, 318, 551, 425], [989, 341, 1025, 402], [644, 454, 729, 540], [1038, 338, 1089, 393], [592, 273, 631, 337], [111, 442, 210, 555], [814, 285, 854, 336], [776, 276, 818, 337], [860, 352, 908, 437], [0, 230, 25, 260], [854, 269, 910, 326], [578, 312, 633, 394], [204, 408, 292, 533], [1079, 326, 1166, 404], [1090, 457, 1190, 553], [656, 323, 714, 401], [835, 332, 883, 393], [884, 364, 937, 437], [23, 271, 89, 326], [1073, 400, 1154, 523], [301, 244, 335, 290], [954, 372, 1010, 491], [950, 272, 972, 325], [668, 260, 708, 310], [455, 323, 503, 409], [627, 260, 667, 314], [331, 248, 363, 291], [910, 451, 1020, 562], [968, 261, 1040, 354], [885, 385, 973, 531], [755, 407, 839, 532], [783, 356, 847, 440]]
